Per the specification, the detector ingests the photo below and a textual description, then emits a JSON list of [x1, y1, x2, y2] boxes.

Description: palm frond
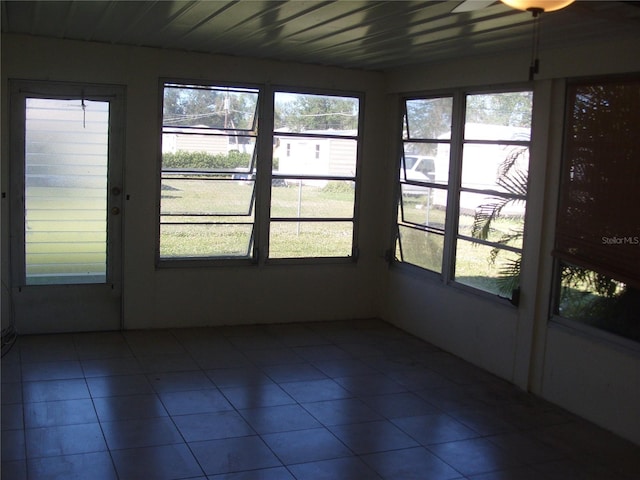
[[497, 168, 528, 196], [561, 264, 622, 298], [488, 230, 523, 265], [471, 145, 530, 296], [496, 257, 521, 296], [471, 197, 509, 239], [497, 145, 528, 179]]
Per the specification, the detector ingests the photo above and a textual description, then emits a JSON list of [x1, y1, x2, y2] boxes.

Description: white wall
[[384, 37, 640, 445], [385, 270, 519, 381], [543, 324, 640, 446], [0, 34, 390, 331]]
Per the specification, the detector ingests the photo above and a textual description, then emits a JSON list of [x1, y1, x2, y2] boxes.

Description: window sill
[[156, 257, 257, 269], [390, 261, 517, 308]]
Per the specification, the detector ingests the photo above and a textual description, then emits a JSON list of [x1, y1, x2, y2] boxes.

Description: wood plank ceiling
[[2, 0, 640, 71]]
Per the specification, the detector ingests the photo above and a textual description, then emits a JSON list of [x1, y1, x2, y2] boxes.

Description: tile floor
[[1, 319, 639, 480]]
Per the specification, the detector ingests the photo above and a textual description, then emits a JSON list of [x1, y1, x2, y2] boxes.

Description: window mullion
[[254, 85, 275, 264], [442, 91, 465, 284]]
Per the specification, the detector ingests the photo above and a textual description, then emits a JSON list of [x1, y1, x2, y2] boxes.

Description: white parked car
[[403, 155, 435, 183], [401, 155, 436, 196]]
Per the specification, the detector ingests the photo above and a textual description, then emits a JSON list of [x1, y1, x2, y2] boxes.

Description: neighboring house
[[274, 129, 358, 186], [162, 126, 254, 155]]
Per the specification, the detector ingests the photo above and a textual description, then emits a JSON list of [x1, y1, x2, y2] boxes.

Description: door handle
[[111, 207, 120, 215]]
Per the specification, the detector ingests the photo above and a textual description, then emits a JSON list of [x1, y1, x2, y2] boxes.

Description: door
[[10, 81, 125, 334]]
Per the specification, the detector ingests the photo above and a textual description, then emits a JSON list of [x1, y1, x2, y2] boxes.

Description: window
[[270, 92, 361, 260], [23, 98, 110, 284], [396, 89, 533, 301], [554, 76, 640, 288], [552, 75, 640, 342], [554, 262, 638, 342], [455, 92, 532, 298], [158, 83, 362, 264], [396, 96, 452, 273], [159, 83, 259, 261]]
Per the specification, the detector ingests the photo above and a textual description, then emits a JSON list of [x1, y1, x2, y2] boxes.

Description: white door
[[10, 81, 125, 334]]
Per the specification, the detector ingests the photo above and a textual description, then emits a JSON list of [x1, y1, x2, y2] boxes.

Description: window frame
[[396, 93, 455, 276], [549, 74, 640, 346], [394, 85, 534, 303], [265, 86, 364, 265], [156, 78, 263, 268], [10, 79, 126, 288], [156, 81, 365, 267]]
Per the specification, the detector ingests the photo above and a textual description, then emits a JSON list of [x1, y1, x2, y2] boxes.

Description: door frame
[[9, 80, 126, 334]]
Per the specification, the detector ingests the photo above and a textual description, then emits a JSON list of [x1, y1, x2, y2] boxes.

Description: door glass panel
[[24, 98, 109, 285]]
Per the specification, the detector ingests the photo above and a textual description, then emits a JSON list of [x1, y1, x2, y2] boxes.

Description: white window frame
[[157, 80, 261, 266], [266, 87, 364, 264], [394, 86, 533, 303], [156, 81, 364, 266]]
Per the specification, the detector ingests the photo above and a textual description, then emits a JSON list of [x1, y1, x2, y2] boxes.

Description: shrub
[[322, 180, 354, 194], [163, 150, 251, 170]]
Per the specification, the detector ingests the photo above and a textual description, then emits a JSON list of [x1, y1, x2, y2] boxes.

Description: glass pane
[[162, 135, 256, 172], [401, 145, 448, 184], [270, 181, 354, 219], [461, 144, 529, 193], [458, 192, 525, 248], [556, 263, 637, 342], [455, 240, 520, 297], [274, 92, 359, 133], [274, 136, 357, 178], [400, 185, 446, 231], [159, 83, 260, 261], [161, 177, 255, 216], [269, 221, 353, 258], [397, 226, 443, 273], [163, 84, 259, 130], [25, 98, 109, 285], [465, 92, 532, 140], [405, 97, 453, 140], [271, 92, 359, 260], [160, 223, 253, 258]]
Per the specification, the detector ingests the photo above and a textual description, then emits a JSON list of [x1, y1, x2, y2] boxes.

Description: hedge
[[162, 150, 251, 170]]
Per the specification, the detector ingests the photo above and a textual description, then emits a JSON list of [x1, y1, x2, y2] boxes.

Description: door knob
[[111, 207, 120, 215]]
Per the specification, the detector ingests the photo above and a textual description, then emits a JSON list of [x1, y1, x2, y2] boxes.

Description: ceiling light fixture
[[500, 0, 575, 13], [500, 0, 575, 80]]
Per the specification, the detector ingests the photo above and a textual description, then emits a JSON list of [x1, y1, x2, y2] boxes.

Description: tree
[[163, 85, 258, 130], [466, 91, 532, 128], [405, 97, 452, 141], [275, 94, 358, 132]]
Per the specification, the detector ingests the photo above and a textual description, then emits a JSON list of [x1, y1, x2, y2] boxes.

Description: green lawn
[[160, 179, 355, 258]]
